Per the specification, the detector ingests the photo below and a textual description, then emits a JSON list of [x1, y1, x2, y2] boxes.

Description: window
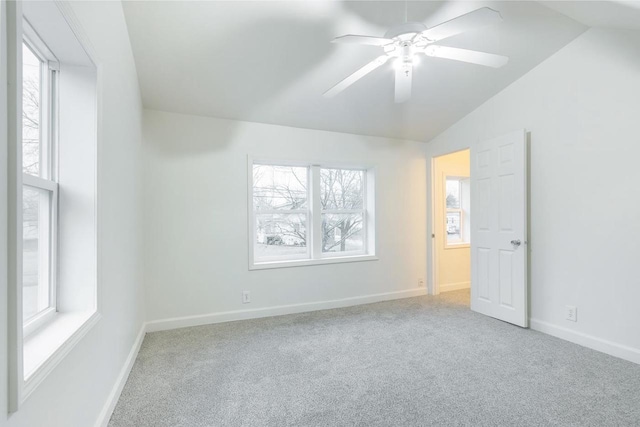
[[9, 6, 98, 404], [445, 177, 470, 247], [22, 33, 59, 332], [253, 165, 309, 261], [321, 168, 365, 255], [251, 161, 375, 268]]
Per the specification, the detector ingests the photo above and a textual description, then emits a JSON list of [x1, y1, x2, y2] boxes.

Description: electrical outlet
[[566, 305, 577, 322], [242, 291, 251, 304], [418, 278, 425, 288]]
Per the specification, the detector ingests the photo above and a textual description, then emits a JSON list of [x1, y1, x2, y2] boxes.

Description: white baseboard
[[530, 318, 640, 365], [94, 323, 146, 427], [439, 281, 470, 293], [146, 288, 427, 333]]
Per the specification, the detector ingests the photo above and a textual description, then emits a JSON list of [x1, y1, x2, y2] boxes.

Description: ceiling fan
[[324, 7, 508, 103]]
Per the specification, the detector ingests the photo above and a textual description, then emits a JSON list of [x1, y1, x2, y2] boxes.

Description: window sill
[[250, 254, 379, 270], [22, 310, 100, 401], [444, 243, 470, 250]]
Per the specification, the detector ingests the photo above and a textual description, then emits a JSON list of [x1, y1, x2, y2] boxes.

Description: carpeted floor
[[109, 290, 640, 426]]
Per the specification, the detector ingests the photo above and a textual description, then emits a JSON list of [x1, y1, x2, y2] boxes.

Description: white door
[[471, 130, 528, 327]]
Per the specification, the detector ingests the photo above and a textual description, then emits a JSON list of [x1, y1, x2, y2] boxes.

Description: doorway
[[432, 149, 471, 302], [428, 130, 529, 327]]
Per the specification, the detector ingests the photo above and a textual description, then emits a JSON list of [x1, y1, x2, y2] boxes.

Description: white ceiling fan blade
[[324, 56, 390, 98], [332, 35, 394, 46], [394, 64, 412, 103], [424, 45, 508, 68], [422, 7, 502, 42]]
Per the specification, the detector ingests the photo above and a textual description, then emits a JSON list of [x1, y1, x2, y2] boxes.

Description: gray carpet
[[109, 290, 640, 426]]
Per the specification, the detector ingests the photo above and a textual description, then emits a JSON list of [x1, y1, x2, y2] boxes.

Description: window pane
[[23, 186, 51, 321], [253, 165, 307, 211], [320, 169, 364, 210], [322, 213, 363, 253], [255, 213, 307, 259], [22, 43, 41, 177], [446, 211, 461, 243], [446, 179, 460, 209]]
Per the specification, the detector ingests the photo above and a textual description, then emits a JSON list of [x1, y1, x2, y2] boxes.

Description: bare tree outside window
[[252, 163, 370, 264], [23, 44, 42, 320], [23, 44, 41, 176], [253, 164, 365, 258], [253, 165, 308, 259], [22, 42, 54, 322], [320, 169, 364, 253], [445, 178, 463, 244]]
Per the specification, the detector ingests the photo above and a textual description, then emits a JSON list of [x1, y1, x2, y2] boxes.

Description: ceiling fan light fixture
[[324, 7, 508, 103], [392, 58, 405, 70]]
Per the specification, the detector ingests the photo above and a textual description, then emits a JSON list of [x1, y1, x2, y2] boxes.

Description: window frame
[[444, 175, 469, 249], [8, 3, 100, 410], [252, 164, 311, 263], [21, 22, 60, 335], [248, 158, 377, 270], [21, 176, 58, 335], [319, 166, 368, 259]]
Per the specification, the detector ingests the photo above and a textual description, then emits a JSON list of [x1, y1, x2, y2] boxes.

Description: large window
[[251, 161, 375, 268], [22, 33, 59, 332], [10, 6, 98, 403]]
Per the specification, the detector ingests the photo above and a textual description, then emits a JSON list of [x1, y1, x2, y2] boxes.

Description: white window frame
[[21, 21, 59, 336], [319, 166, 368, 259], [7, 2, 100, 410], [252, 164, 311, 263], [444, 175, 469, 249], [248, 158, 378, 270]]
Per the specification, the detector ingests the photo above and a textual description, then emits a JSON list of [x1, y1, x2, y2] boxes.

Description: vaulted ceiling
[[122, 1, 594, 142]]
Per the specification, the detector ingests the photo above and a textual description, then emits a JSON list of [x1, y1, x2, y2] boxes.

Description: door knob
[[510, 239, 521, 247]]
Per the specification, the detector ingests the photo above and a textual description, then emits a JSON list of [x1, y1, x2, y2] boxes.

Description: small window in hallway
[[445, 177, 470, 246]]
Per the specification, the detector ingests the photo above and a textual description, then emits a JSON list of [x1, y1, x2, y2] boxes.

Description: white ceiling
[[540, 1, 640, 30], [122, 1, 591, 142]]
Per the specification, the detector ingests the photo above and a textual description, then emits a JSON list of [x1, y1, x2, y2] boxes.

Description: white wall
[[433, 150, 470, 293], [425, 28, 640, 362], [1, 1, 144, 426], [57, 63, 98, 313], [143, 109, 427, 326]]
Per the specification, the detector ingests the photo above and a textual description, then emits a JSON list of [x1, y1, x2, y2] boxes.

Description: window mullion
[[37, 188, 51, 311], [255, 209, 307, 215], [310, 165, 322, 259], [22, 173, 57, 192], [320, 209, 365, 215], [49, 68, 59, 182], [50, 182, 58, 313], [39, 59, 47, 179]]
